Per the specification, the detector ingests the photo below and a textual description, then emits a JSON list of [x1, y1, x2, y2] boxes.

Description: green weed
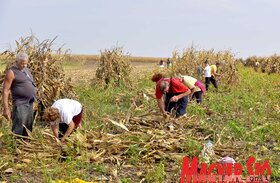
[[145, 161, 166, 183]]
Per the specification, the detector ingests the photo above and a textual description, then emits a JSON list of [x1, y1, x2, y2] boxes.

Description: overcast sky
[[0, 0, 279, 58]]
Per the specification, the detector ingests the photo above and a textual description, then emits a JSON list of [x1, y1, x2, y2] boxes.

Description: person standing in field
[[204, 60, 211, 91], [43, 98, 83, 142], [151, 73, 190, 118], [166, 58, 171, 68], [210, 62, 221, 91], [2, 53, 37, 136], [204, 60, 221, 91], [159, 60, 164, 68], [178, 74, 205, 104], [196, 65, 203, 81], [254, 61, 260, 72]]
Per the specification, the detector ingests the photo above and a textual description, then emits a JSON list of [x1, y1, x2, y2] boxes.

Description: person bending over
[[178, 75, 205, 104], [43, 98, 83, 142], [152, 74, 190, 118]]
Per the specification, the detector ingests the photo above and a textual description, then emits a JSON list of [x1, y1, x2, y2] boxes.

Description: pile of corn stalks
[[94, 47, 132, 88], [0, 35, 76, 117], [245, 54, 280, 74], [170, 47, 239, 87]]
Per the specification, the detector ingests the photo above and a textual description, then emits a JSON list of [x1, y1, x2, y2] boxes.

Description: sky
[[0, 0, 280, 58]]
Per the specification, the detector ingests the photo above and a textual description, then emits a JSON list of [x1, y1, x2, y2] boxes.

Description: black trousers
[[12, 103, 34, 136], [205, 76, 218, 91], [192, 91, 203, 104], [59, 123, 69, 138]]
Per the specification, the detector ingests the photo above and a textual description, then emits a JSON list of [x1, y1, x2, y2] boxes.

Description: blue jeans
[[12, 103, 34, 136], [165, 93, 188, 117]]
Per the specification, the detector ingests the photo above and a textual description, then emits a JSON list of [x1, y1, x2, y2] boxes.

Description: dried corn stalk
[[245, 54, 280, 74], [167, 47, 239, 87], [2, 100, 243, 182], [0, 35, 76, 118], [94, 47, 132, 88]]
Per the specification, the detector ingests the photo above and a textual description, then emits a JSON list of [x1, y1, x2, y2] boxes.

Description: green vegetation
[[145, 161, 166, 182], [0, 59, 279, 182]]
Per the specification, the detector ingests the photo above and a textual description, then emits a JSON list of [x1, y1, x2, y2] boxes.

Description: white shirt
[[204, 65, 211, 77], [52, 98, 82, 125]]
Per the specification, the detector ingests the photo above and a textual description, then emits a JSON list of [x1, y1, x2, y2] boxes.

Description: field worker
[[159, 60, 164, 68], [204, 60, 221, 91], [178, 75, 205, 104], [2, 53, 37, 136], [210, 62, 221, 91], [204, 60, 211, 91], [196, 65, 203, 81], [254, 61, 260, 72], [43, 98, 83, 142], [151, 73, 190, 118], [255, 61, 260, 67], [166, 58, 171, 68]]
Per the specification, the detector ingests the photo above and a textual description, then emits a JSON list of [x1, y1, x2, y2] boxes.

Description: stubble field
[[0, 59, 279, 183]]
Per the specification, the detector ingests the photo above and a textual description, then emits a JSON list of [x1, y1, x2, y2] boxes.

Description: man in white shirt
[[43, 98, 83, 142]]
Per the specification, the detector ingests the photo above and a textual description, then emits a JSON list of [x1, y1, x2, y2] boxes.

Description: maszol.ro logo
[[180, 156, 273, 183]]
